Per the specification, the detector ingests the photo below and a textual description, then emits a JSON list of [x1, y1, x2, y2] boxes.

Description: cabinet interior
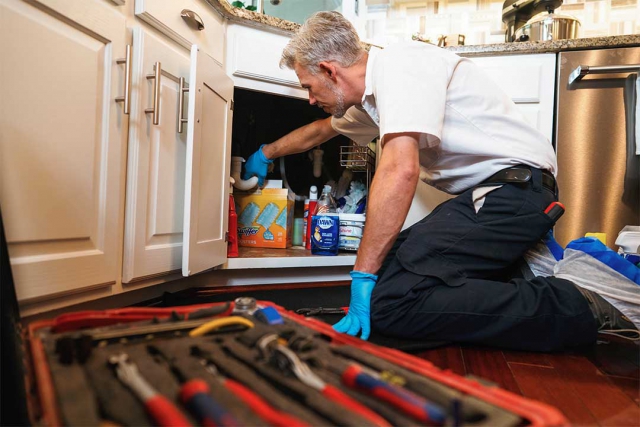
[[230, 88, 363, 260]]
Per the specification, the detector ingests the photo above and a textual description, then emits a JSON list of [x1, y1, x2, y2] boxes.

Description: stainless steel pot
[[514, 12, 580, 41]]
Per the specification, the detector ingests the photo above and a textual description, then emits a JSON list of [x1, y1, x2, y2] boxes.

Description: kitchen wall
[[358, 0, 640, 46]]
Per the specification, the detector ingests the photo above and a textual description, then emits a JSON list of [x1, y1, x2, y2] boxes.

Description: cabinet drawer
[[470, 54, 555, 102], [135, 0, 224, 65], [226, 24, 308, 99]]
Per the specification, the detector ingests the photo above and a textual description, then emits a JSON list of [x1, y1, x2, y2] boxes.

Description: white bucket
[[339, 213, 365, 251]]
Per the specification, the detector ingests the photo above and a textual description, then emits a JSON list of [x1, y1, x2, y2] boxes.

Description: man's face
[[295, 63, 346, 118]]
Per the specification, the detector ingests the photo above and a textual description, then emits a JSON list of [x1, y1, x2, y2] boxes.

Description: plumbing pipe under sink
[[231, 156, 259, 191]]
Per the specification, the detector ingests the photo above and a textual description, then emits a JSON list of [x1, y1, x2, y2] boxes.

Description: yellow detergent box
[[234, 188, 294, 249]]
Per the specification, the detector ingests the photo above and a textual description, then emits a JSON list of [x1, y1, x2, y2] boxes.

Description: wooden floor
[[414, 341, 640, 426]]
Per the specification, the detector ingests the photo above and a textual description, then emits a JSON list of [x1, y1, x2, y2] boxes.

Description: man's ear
[[318, 61, 338, 81]]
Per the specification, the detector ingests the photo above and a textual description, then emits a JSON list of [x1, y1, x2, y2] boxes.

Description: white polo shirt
[[331, 42, 557, 195]]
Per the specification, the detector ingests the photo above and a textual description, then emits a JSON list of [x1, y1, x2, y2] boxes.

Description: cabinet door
[[0, 0, 128, 302], [470, 54, 556, 142], [122, 28, 191, 283], [182, 46, 233, 276]]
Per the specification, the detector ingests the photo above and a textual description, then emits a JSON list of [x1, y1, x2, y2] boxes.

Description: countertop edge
[[443, 35, 640, 56]]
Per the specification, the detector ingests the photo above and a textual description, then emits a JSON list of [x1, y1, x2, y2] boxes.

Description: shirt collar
[[361, 47, 378, 104]]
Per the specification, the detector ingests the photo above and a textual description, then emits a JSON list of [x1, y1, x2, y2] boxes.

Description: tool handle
[[145, 395, 192, 427], [544, 202, 565, 223], [342, 365, 445, 425], [224, 378, 310, 427], [180, 379, 239, 427], [322, 384, 392, 427]]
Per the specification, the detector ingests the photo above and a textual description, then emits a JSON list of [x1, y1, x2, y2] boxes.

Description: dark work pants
[[370, 169, 597, 351]]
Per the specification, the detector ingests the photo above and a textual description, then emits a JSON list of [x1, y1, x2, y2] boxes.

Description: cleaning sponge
[[238, 202, 260, 226], [275, 206, 288, 229], [255, 202, 279, 241]]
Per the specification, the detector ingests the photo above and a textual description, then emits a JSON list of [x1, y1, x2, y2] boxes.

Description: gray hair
[[280, 11, 365, 74]]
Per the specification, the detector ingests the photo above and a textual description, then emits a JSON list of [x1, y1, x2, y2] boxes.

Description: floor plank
[[547, 353, 640, 425], [461, 347, 522, 394], [508, 362, 599, 426], [608, 376, 640, 406], [415, 343, 639, 426], [502, 350, 552, 367], [415, 346, 466, 376]]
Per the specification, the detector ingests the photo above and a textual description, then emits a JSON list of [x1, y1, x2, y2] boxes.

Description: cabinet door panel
[[0, 0, 127, 302], [182, 46, 233, 276], [470, 54, 556, 141], [122, 28, 190, 283]]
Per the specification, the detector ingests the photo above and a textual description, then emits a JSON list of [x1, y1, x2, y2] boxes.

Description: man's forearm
[[262, 117, 338, 160], [353, 134, 420, 275]]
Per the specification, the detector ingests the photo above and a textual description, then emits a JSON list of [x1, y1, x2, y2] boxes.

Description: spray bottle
[[304, 186, 318, 250]]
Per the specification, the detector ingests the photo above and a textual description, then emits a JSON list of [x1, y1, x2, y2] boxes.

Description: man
[[243, 11, 638, 351]]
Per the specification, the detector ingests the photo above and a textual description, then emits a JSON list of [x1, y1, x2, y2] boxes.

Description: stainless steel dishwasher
[[554, 47, 640, 249]]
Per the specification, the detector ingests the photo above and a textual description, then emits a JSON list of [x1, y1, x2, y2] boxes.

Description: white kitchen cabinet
[[0, 0, 128, 303], [182, 44, 233, 277], [135, 0, 225, 66], [225, 23, 308, 99], [470, 53, 556, 142], [122, 28, 191, 283], [122, 29, 233, 282]]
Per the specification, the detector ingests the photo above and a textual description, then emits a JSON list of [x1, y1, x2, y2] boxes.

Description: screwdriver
[[108, 353, 192, 427], [147, 345, 239, 427], [341, 364, 446, 425]]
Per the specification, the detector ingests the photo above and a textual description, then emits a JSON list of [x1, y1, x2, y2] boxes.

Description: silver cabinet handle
[[145, 62, 161, 125], [181, 9, 205, 31], [569, 64, 640, 84], [177, 77, 189, 133], [115, 45, 131, 114]]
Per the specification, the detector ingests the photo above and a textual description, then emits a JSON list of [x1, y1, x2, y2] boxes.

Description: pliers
[[257, 334, 391, 427], [295, 307, 348, 317]]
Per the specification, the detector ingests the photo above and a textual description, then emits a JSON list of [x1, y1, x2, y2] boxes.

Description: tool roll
[[25, 299, 567, 426]]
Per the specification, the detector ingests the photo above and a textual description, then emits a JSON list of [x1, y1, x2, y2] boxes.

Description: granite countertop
[[207, 0, 640, 55]]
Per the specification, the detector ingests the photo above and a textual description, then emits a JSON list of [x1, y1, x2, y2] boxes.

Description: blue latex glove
[[243, 144, 273, 187], [333, 271, 378, 340], [544, 230, 565, 261]]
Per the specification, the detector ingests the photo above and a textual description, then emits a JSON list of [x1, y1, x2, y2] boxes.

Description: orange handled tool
[[108, 353, 191, 427]]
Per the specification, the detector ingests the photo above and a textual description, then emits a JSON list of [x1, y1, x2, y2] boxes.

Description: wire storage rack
[[339, 142, 376, 189]]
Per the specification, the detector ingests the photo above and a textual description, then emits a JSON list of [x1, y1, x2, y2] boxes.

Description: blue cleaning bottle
[[311, 185, 339, 256]]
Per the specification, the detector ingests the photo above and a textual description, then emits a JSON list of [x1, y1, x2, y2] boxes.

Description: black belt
[[482, 166, 556, 192]]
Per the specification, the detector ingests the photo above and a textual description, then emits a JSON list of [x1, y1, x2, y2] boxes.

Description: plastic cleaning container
[[339, 213, 365, 251]]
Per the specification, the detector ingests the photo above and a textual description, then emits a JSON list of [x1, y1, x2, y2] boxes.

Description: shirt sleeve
[[374, 44, 449, 148], [331, 107, 379, 146]]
